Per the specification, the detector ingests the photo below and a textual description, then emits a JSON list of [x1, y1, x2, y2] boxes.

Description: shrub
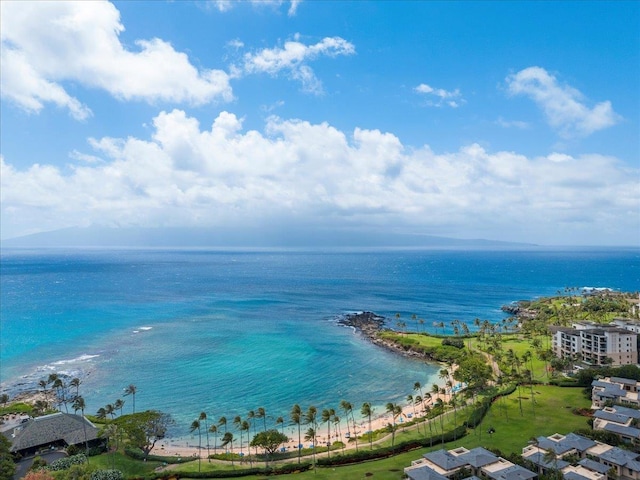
[[48, 453, 87, 471], [442, 338, 464, 349], [91, 470, 124, 480]]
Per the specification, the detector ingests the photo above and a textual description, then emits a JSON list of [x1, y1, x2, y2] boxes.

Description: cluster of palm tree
[[35, 373, 83, 414], [95, 384, 137, 420]]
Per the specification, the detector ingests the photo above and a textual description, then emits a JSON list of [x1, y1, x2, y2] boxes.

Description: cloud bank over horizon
[[2, 109, 637, 246]]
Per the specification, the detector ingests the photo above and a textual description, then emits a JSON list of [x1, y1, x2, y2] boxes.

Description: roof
[[578, 458, 610, 474], [524, 451, 569, 470], [563, 472, 593, 480], [602, 423, 640, 439], [458, 447, 500, 468], [423, 449, 467, 471], [486, 464, 537, 480], [406, 466, 450, 480], [594, 410, 632, 424], [9, 412, 99, 453], [609, 406, 640, 419], [610, 377, 639, 385], [596, 447, 640, 467]]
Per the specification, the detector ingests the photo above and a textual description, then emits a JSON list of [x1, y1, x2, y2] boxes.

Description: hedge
[[134, 462, 313, 479], [316, 425, 467, 466]]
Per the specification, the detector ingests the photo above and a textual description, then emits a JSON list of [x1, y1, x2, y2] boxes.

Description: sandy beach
[[155, 379, 459, 460]]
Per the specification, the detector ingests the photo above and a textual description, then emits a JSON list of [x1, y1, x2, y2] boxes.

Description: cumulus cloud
[[0, 1, 232, 119], [1, 111, 637, 245], [237, 35, 355, 94], [415, 83, 465, 108], [506, 66, 620, 138]]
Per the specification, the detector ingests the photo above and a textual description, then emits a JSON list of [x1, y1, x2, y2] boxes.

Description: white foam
[[139, 326, 153, 331], [51, 354, 99, 365]]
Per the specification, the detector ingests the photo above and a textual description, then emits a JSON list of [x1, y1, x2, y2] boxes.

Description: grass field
[[162, 385, 591, 480]]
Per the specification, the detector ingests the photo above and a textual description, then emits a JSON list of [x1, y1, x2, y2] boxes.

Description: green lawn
[[164, 385, 590, 480]]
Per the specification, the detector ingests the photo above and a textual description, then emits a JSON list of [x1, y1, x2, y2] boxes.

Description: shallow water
[[1, 247, 638, 434]]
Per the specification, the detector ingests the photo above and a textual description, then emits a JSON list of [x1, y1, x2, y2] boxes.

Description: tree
[[0, 434, 16, 480], [123, 385, 137, 413], [190, 419, 202, 472], [250, 429, 288, 466], [199, 412, 210, 461], [0, 394, 8, 408], [275, 416, 284, 435], [340, 400, 358, 452], [233, 416, 243, 455], [105, 403, 116, 420], [290, 404, 303, 464], [115, 410, 174, 460], [221, 432, 235, 467], [72, 395, 89, 453], [70, 377, 81, 400], [256, 407, 267, 432], [361, 402, 374, 450], [114, 399, 125, 417], [321, 408, 334, 458], [304, 427, 317, 467], [209, 424, 218, 454], [218, 416, 228, 453]]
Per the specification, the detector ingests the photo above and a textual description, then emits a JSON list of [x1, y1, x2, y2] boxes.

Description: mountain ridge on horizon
[[0, 225, 537, 249]]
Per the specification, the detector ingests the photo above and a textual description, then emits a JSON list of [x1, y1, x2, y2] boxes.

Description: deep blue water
[[1, 247, 638, 435]]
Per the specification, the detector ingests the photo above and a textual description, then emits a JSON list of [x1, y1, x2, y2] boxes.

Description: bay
[[1, 247, 638, 434]]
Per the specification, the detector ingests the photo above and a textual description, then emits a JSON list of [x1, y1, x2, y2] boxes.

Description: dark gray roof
[[611, 377, 638, 385], [563, 472, 593, 480], [524, 452, 569, 470], [406, 466, 450, 480], [9, 412, 98, 453], [423, 449, 467, 471], [534, 433, 594, 456], [594, 410, 632, 424], [596, 447, 640, 467], [485, 464, 537, 480], [610, 406, 640, 419], [602, 423, 640, 439], [578, 458, 610, 474], [458, 447, 499, 468]]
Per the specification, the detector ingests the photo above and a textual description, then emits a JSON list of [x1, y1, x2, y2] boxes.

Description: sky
[[1, 0, 639, 247]]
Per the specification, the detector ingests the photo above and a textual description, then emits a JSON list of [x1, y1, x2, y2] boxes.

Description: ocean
[[1, 247, 638, 436]]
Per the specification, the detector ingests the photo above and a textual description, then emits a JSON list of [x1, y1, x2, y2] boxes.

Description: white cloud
[[506, 66, 620, 138], [0, 1, 232, 119], [238, 36, 355, 94], [209, 0, 302, 16], [495, 117, 530, 129], [1, 112, 637, 245], [415, 83, 465, 108]]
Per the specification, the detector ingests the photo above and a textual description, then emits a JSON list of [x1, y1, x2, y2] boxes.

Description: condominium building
[[550, 323, 638, 366]]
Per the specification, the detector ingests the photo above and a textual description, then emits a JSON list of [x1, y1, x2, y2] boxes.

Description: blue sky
[[1, 0, 638, 246]]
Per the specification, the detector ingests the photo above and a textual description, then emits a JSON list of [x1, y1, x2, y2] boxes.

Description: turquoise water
[[1, 247, 638, 435]]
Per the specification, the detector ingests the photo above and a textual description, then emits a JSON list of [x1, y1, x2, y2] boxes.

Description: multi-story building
[[550, 323, 638, 366]]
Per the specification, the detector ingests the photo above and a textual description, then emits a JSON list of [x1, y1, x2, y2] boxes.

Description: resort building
[[550, 323, 638, 366], [407, 433, 640, 480], [592, 405, 640, 444], [4, 412, 99, 456], [405, 446, 537, 480], [592, 377, 640, 408]]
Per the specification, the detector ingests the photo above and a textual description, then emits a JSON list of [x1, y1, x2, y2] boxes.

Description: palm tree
[[96, 407, 107, 421], [413, 382, 424, 409], [38, 380, 49, 409], [275, 416, 284, 435], [290, 404, 302, 464], [340, 400, 358, 452], [105, 403, 116, 420], [70, 377, 81, 400], [221, 432, 234, 467], [407, 394, 421, 434], [256, 407, 267, 432], [321, 408, 334, 458], [114, 399, 125, 417], [304, 427, 317, 467], [218, 416, 228, 453], [52, 377, 67, 412], [209, 424, 218, 454], [361, 402, 374, 450], [72, 395, 88, 453], [199, 412, 210, 461], [247, 410, 257, 457], [123, 384, 137, 413], [233, 416, 243, 455], [241, 420, 251, 466], [305, 406, 318, 436], [190, 419, 202, 472]]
